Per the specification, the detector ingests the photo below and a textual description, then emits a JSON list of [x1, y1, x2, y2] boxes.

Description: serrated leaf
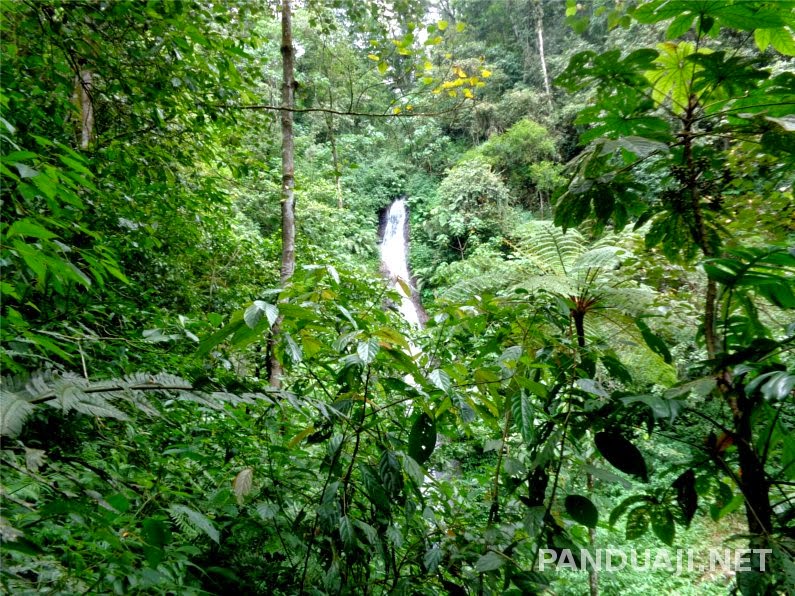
[[475, 550, 505, 572], [14, 163, 38, 178], [595, 431, 648, 481], [408, 413, 436, 465], [564, 494, 599, 528], [7, 219, 58, 240]]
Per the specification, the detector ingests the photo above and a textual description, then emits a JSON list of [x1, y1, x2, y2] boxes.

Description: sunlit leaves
[[645, 42, 703, 112], [243, 300, 279, 329]]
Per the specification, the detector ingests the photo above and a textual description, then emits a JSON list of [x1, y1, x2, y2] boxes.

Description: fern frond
[[168, 504, 219, 543], [0, 390, 35, 437], [515, 221, 585, 275]]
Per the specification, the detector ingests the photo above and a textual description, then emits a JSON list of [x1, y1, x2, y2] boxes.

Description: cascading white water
[[380, 198, 422, 327]]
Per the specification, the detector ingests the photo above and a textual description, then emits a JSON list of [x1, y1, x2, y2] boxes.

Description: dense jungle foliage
[[1, 0, 794, 594]]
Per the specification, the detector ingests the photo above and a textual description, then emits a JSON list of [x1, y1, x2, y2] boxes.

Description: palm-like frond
[[0, 371, 276, 438]]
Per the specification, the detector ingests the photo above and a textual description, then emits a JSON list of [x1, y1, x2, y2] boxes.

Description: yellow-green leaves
[[755, 27, 795, 55], [646, 41, 705, 112]]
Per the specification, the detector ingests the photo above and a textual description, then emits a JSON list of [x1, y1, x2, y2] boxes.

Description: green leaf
[[511, 391, 535, 444], [424, 546, 442, 572], [651, 508, 676, 546], [339, 515, 356, 549], [377, 61, 388, 75], [6, 218, 58, 240], [625, 506, 650, 539], [408, 412, 436, 465], [646, 41, 700, 112], [14, 163, 38, 178], [378, 450, 403, 497], [621, 394, 683, 425], [357, 337, 380, 364], [609, 495, 651, 526], [672, 469, 697, 525], [428, 368, 452, 392], [475, 550, 505, 573], [636, 319, 672, 363], [564, 494, 599, 528], [243, 300, 278, 329], [666, 13, 693, 39], [595, 431, 648, 481]]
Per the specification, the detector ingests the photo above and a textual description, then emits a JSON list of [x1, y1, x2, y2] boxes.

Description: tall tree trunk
[[279, 0, 296, 284], [270, 0, 296, 388], [532, 0, 553, 107], [75, 69, 94, 149]]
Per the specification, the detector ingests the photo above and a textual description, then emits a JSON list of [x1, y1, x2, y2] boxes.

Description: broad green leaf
[[595, 431, 648, 481], [511, 392, 535, 444], [408, 412, 436, 465], [475, 550, 505, 573], [357, 337, 380, 364], [609, 494, 652, 526], [646, 41, 703, 112], [243, 300, 278, 329], [564, 494, 599, 528], [651, 508, 676, 546], [6, 219, 58, 240], [428, 368, 451, 392], [666, 13, 693, 39]]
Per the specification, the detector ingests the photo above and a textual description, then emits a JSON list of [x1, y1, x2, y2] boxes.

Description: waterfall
[[380, 198, 422, 327], [380, 199, 452, 485]]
